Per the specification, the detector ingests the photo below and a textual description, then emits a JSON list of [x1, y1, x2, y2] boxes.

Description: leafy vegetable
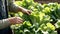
[[8, 0, 60, 34]]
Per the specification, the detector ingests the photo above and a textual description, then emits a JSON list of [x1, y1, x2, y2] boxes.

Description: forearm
[[9, 3, 27, 12], [0, 19, 10, 29], [9, 0, 27, 12]]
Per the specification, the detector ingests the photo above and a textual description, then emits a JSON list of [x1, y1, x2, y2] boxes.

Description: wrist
[[7, 17, 14, 25], [2, 19, 11, 27], [22, 9, 28, 14], [19, 6, 27, 13]]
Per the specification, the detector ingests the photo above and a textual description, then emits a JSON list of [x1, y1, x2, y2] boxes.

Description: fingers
[[16, 17, 24, 24], [27, 10, 32, 15], [22, 9, 32, 15], [16, 17, 23, 21], [8, 17, 24, 25], [28, 10, 32, 13], [17, 20, 23, 24], [26, 12, 30, 15]]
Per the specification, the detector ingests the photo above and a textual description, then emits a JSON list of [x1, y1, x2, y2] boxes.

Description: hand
[[25, 10, 32, 15], [8, 17, 23, 25], [22, 9, 32, 15], [18, 6, 32, 15]]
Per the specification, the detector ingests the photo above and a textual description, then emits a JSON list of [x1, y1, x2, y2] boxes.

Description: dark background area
[[34, 0, 60, 4], [16, 0, 60, 3]]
